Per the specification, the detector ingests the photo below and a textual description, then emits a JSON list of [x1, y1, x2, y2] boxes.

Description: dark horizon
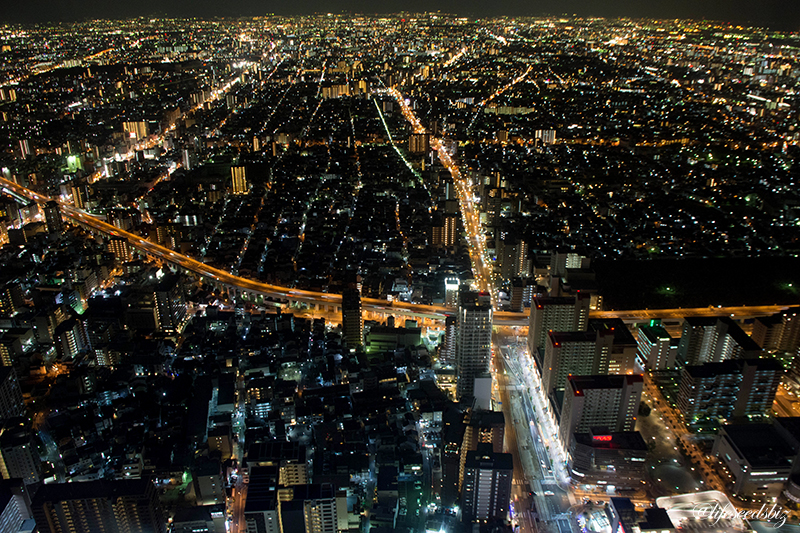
[[1, 0, 798, 32]]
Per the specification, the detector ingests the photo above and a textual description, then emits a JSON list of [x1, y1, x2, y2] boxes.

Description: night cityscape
[[0, 11, 799, 533]]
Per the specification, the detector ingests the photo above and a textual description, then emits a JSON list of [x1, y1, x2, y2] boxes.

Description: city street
[[494, 335, 578, 533]]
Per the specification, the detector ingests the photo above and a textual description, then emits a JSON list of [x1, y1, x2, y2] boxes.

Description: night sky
[[1, 0, 798, 32]]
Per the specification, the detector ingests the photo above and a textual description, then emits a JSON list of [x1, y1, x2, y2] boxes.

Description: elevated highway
[[3, 178, 794, 327]]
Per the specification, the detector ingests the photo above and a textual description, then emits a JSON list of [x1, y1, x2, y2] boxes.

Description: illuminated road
[[1, 178, 456, 324], [591, 305, 794, 322], [386, 87, 498, 308], [643, 375, 727, 495], [231, 482, 248, 533], [494, 341, 535, 533], [2, 176, 794, 330]]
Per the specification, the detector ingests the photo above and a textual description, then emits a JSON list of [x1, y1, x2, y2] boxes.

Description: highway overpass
[[2, 177, 795, 328]]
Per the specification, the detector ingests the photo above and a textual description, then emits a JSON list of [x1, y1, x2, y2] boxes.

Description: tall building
[[54, 317, 90, 359], [42, 201, 63, 234], [497, 235, 529, 280], [549, 251, 587, 279], [677, 317, 761, 366], [0, 478, 33, 533], [243, 466, 281, 533], [752, 307, 800, 354], [122, 121, 149, 141], [192, 458, 225, 506], [440, 315, 457, 366], [431, 213, 458, 247], [0, 368, 24, 419], [460, 444, 512, 524], [508, 278, 525, 313], [676, 358, 782, 426], [341, 288, 363, 350], [18, 140, 31, 158], [458, 409, 505, 493], [409, 133, 430, 154], [230, 166, 248, 195], [587, 318, 638, 376], [455, 292, 492, 402], [0, 283, 23, 317], [31, 479, 166, 533], [247, 441, 309, 487], [535, 129, 557, 145], [528, 294, 590, 365], [637, 324, 677, 370], [559, 374, 643, 449], [154, 272, 186, 334], [540, 319, 637, 395], [541, 331, 603, 394], [444, 277, 460, 308], [0, 418, 41, 485], [71, 183, 88, 210], [482, 187, 503, 227], [279, 483, 348, 533], [108, 236, 133, 263]]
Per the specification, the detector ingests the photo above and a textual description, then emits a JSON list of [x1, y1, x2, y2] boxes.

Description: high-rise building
[[676, 317, 718, 366], [509, 277, 525, 313], [243, 466, 281, 533], [0, 283, 23, 317], [677, 358, 782, 426], [231, 166, 248, 195], [540, 319, 637, 395], [541, 331, 602, 394], [528, 294, 590, 366], [458, 409, 505, 492], [192, 459, 225, 506], [0, 478, 33, 533], [122, 121, 149, 141], [0, 368, 24, 419], [752, 307, 800, 354], [108, 236, 133, 263], [18, 140, 30, 159], [677, 317, 761, 366], [497, 235, 529, 280], [587, 318, 638, 376], [409, 133, 430, 154], [535, 129, 557, 145], [31, 479, 166, 533], [444, 277, 460, 308], [559, 374, 643, 449], [181, 148, 199, 171], [247, 441, 309, 487], [431, 213, 458, 247], [279, 483, 348, 533], [482, 187, 503, 227], [460, 443, 512, 524], [42, 201, 63, 234], [341, 288, 363, 350], [0, 418, 41, 485], [154, 272, 186, 334], [71, 183, 88, 210], [549, 251, 587, 279], [455, 292, 492, 402], [637, 324, 677, 370], [54, 317, 90, 359], [440, 315, 457, 366]]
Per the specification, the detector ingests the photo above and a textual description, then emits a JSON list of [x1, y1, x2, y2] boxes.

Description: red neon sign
[[592, 435, 612, 442]]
